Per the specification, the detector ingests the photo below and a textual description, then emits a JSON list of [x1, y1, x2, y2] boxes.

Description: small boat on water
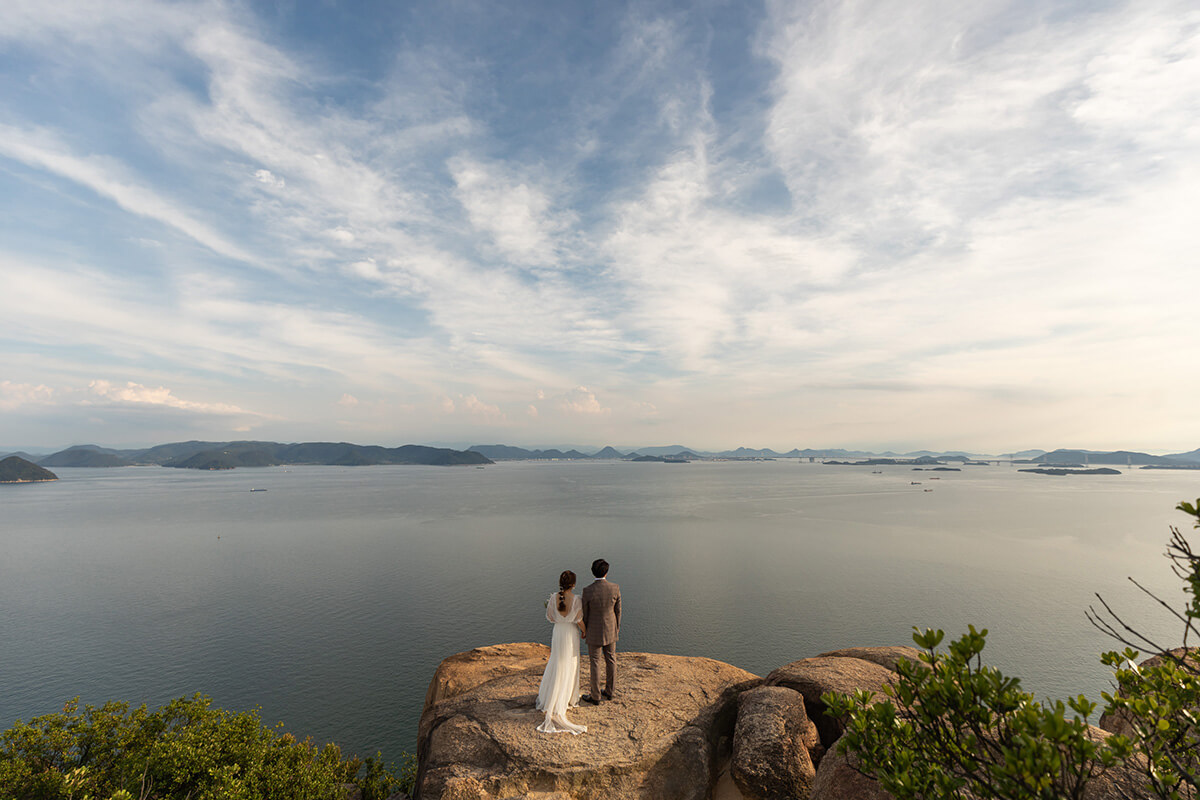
[[250, 488, 268, 492]]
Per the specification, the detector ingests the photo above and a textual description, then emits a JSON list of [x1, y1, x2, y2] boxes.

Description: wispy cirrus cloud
[[0, 124, 255, 263], [0, 0, 1198, 450]]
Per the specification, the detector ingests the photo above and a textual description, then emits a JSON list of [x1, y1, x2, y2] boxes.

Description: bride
[[535, 570, 588, 734]]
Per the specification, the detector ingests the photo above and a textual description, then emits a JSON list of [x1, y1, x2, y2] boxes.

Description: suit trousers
[[588, 642, 616, 697]]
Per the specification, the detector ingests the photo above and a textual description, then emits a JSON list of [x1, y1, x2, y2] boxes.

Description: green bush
[[825, 627, 1130, 800], [0, 694, 415, 800], [1094, 498, 1200, 799], [827, 499, 1200, 800]]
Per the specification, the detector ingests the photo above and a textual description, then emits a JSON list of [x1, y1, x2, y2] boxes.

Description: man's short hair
[[591, 558, 609, 578]]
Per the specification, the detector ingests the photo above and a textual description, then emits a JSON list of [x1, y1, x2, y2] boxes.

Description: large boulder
[[731, 686, 819, 800], [424, 643, 553, 708], [816, 646, 924, 673], [416, 646, 760, 799], [765, 656, 897, 749], [809, 741, 893, 800]]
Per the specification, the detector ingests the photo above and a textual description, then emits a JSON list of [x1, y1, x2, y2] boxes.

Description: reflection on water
[[1, 461, 1196, 756]]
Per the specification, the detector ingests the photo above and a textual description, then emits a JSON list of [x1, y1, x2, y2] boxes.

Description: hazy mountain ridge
[[468, 444, 591, 461], [163, 442, 493, 469], [1034, 448, 1200, 466], [27, 441, 491, 469], [39, 446, 135, 467], [15, 442, 1200, 467]]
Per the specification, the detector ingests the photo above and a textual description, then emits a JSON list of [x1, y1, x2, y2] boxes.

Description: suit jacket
[[581, 578, 621, 646]]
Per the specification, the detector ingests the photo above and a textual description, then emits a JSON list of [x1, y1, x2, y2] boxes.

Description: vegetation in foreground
[[0, 694, 415, 800], [828, 498, 1200, 800]]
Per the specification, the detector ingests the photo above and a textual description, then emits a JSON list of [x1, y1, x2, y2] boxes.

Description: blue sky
[[1, 0, 1198, 453]]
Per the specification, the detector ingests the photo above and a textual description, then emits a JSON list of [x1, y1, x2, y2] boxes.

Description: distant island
[[10, 441, 1200, 471], [18, 441, 491, 470], [826, 457, 946, 466], [1033, 448, 1200, 466], [1019, 467, 1122, 476], [0, 456, 58, 483]]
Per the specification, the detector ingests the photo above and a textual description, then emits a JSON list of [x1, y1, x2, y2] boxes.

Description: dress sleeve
[[569, 594, 583, 624], [546, 594, 556, 623]]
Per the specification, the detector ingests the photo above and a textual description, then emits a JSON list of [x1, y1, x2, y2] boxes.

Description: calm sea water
[[1, 461, 1198, 759]]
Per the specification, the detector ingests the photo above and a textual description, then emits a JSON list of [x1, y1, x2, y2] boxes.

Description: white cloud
[[461, 394, 505, 421], [337, 393, 359, 406], [85, 380, 252, 416], [0, 381, 55, 410], [559, 386, 610, 416], [0, 124, 255, 263], [760, 0, 1200, 258], [438, 393, 505, 422], [449, 157, 565, 267], [254, 168, 286, 188]]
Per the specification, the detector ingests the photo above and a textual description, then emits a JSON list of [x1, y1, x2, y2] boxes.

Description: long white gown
[[535, 592, 587, 734]]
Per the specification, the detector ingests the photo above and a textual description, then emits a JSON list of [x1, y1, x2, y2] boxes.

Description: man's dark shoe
[[580, 694, 600, 705], [602, 691, 615, 700]]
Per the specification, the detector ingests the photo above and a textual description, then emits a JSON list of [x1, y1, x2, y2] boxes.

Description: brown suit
[[581, 578, 621, 697]]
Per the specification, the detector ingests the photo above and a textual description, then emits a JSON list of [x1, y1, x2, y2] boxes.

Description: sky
[[1, 0, 1198, 454]]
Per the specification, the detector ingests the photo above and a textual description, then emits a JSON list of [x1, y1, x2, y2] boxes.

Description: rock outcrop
[[810, 745, 894, 800], [764, 656, 899, 749], [417, 644, 1151, 800], [417, 645, 759, 799], [731, 686, 820, 800], [815, 646, 923, 673]]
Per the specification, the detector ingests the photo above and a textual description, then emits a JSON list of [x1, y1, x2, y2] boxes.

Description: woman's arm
[[577, 619, 587, 637]]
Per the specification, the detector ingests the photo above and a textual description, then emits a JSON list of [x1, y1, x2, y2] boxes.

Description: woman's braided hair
[[558, 570, 576, 614]]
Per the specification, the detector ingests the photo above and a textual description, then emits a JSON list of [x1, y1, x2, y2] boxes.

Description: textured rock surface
[[815, 646, 924, 673], [731, 686, 819, 800], [1083, 725, 1151, 800], [417, 646, 761, 799], [423, 642, 553, 708], [809, 742, 893, 800], [764, 656, 897, 748]]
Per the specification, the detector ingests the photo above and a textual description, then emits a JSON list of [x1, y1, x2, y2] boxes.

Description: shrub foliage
[[828, 499, 1200, 800], [0, 693, 412, 800]]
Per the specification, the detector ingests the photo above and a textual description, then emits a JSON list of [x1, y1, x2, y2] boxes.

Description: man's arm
[[613, 587, 621, 634]]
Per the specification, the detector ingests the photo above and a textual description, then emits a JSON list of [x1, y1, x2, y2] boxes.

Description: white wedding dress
[[535, 592, 587, 734]]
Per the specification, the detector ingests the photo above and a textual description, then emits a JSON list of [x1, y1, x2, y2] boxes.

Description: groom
[[581, 558, 621, 704]]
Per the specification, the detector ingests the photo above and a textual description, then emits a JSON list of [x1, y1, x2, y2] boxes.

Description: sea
[[1, 460, 1197, 760]]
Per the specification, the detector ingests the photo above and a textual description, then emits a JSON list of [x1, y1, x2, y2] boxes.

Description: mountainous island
[[0, 455, 58, 483], [10, 441, 1200, 472], [19, 441, 491, 470]]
